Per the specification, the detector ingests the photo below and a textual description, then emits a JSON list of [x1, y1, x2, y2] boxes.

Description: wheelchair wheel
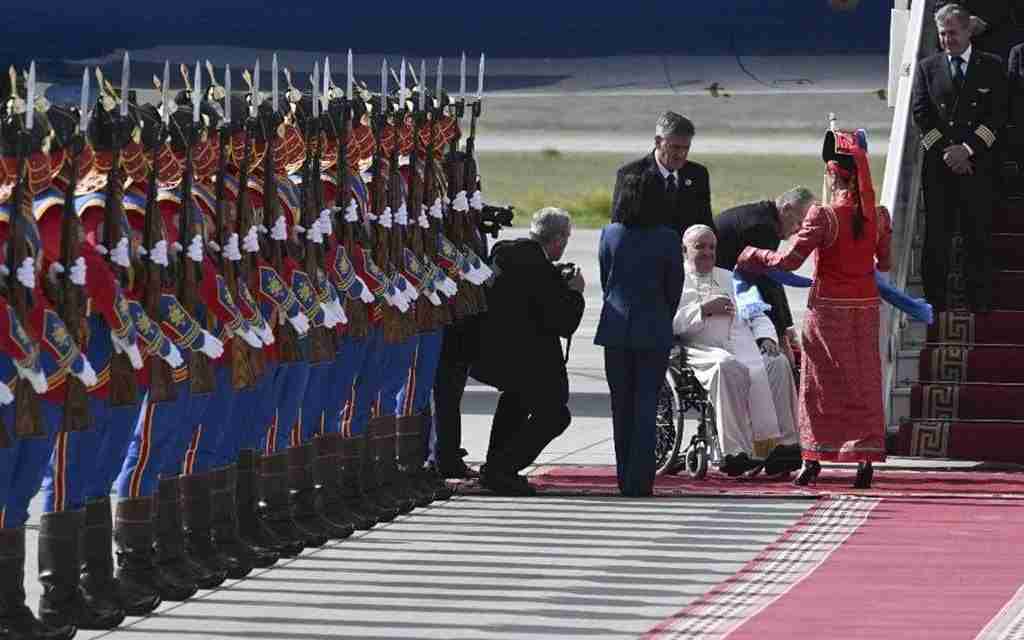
[[655, 374, 683, 475], [686, 441, 709, 479]]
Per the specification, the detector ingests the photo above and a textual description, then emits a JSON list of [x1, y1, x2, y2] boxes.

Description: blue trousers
[[299, 360, 332, 442], [115, 382, 189, 499], [603, 347, 670, 497], [240, 363, 280, 452], [184, 365, 239, 473], [377, 336, 417, 418], [348, 329, 385, 436], [85, 398, 143, 500], [267, 361, 310, 453], [3, 400, 63, 527], [324, 336, 370, 436], [397, 330, 443, 417]]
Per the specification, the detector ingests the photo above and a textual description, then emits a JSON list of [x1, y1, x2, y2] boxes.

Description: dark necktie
[[952, 55, 965, 90], [666, 174, 677, 197]]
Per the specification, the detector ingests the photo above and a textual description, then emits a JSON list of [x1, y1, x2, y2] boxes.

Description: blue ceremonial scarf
[[732, 270, 934, 324]]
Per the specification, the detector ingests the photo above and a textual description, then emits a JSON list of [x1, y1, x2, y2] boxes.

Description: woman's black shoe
[[853, 462, 874, 489], [793, 460, 821, 486]]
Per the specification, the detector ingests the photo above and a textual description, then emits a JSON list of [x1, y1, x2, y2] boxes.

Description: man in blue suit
[[595, 198, 684, 496]]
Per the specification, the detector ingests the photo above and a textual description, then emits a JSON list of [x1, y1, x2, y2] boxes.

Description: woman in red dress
[[737, 130, 892, 488]]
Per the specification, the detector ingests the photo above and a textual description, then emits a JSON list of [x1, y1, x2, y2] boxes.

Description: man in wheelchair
[[672, 225, 802, 477]]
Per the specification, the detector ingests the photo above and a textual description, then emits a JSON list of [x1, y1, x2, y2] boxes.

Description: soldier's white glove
[[224, 233, 242, 261], [307, 220, 324, 245], [70, 257, 87, 286], [436, 273, 458, 297], [386, 287, 410, 313], [395, 203, 409, 226], [429, 197, 443, 219], [357, 276, 376, 304], [255, 322, 275, 346], [318, 208, 334, 236], [150, 239, 169, 267], [378, 207, 393, 228], [243, 226, 260, 253], [111, 331, 144, 370], [399, 275, 419, 301], [236, 326, 263, 349], [270, 215, 288, 241], [324, 298, 347, 326], [207, 240, 221, 254], [451, 190, 469, 212], [427, 290, 442, 307], [320, 301, 340, 328], [344, 201, 359, 222], [16, 257, 35, 289], [0, 381, 14, 405], [161, 342, 184, 369], [199, 330, 225, 359], [110, 238, 131, 268], [16, 362, 48, 394], [187, 235, 203, 263], [287, 311, 310, 335], [71, 356, 98, 388]]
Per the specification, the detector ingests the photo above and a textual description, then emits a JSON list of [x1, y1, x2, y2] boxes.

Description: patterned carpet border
[[977, 583, 1024, 640], [641, 495, 879, 640]]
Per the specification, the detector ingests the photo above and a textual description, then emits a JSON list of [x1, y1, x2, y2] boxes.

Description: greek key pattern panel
[[929, 347, 969, 382], [935, 311, 976, 344], [908, 421, 950, 458], [919, 384, 960, 420]]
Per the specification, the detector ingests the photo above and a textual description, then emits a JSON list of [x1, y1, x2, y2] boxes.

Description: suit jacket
[[1007, 43, 1024, 128], [912, 48, 1009, 169], [714, 200, 793, 339], [594, 222, 683, 352], [611, 152, 714, 235], [471, 238, 585, 402]]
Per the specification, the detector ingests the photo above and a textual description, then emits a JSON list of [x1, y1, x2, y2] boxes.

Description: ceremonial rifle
[[4, 64, 44, 437], [137, 63, 177, 402], [402, 61, 434, 334], [443, 54, 476, 321], [261, 54, 302, 363], [98, 55, 141, 406], [424, 57, 453, 328], [211, 64, 259, 389], [57, 68, 91, 429], [176, 61, 215, 393], [327, 50, 370, 339], [297, 62, 334, 364], [389, 60, 417, 340]]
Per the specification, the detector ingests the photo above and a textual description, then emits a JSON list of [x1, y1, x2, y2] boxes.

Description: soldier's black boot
[[153, 477, 223, 590], [369, 416, 415, 514], [352, 431, 402, 522], [326, 434, 376, 530], [309, 434, 357, 538], [286, 445, 332, 546], [395, 415, 437, 506], [209, 465, 255, 578], [257, 451, 309, 556], [39, 509, 125, 631], [82, 497, 160, 617], [234, 450, 282, 567], [0, 527, 76, 640], [114, 496, 197, 603], [416, 413, 455, 501], [180, 473, 242, 584], [337, 435, 387, 528]]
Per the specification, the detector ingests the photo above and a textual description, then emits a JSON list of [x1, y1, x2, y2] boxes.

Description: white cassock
[[672, 266, 799, 457]]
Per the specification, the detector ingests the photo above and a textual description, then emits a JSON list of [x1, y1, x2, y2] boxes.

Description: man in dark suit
[[595, 214, 682, 497], [472, 208, 586, 495], [715, 187, 815, 342], [611, 111, 714, 236], [912, 2, 1008, 313]]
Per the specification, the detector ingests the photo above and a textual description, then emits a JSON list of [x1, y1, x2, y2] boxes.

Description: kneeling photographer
[[472, 207, 586, 495]]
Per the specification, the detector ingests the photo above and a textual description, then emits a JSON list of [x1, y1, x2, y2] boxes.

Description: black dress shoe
[[438, 460, 480, 480], [764, 445, 803, 476], [721, 453, 763, 478], [480, 470, 537, 496], [793, 460, 821, 486]]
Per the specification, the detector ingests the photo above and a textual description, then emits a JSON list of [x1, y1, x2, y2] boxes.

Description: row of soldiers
[[0, 51, 499, 640]]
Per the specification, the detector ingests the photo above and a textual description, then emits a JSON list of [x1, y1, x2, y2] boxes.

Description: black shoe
[[764, 445, 803, 476], [721, 453, 763, 478], [793, 460, 822, 486], [853, 461, 874, 489], [480, 469, 537, 496], [438, 459, 480, 480]]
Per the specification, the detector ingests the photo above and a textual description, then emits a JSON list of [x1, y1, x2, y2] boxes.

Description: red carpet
[[896, 420, 1024, 464], [910, 383, 1024, 421], [918, 346, 1024, 383], [646, 496, 1024, 640], [927, 311, 1024, 346], [527, 465, 1024, 499]]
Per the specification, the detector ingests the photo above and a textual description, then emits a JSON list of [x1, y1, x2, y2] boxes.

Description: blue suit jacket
[[594, 223, 683, 351]]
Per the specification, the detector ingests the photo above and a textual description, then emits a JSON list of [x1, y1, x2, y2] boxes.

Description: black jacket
[[912, 48, 1008, 167], [611, 152, 714, 235], [715, 200, 793, 339], [472, 238, 585, 402]]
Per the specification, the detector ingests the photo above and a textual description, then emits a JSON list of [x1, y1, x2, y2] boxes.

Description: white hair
[[529, 207, 572, 244], [682, 224, 715, 246]]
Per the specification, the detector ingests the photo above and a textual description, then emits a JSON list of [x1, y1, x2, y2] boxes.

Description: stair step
[[992, 271, 1024, 310], [895, 420, 1024, 463], [916, 345, 1024, 383], [911, 382, 1024, 421], [995, 201, 1024, 233], [992, 234, 1024, 270], [926, 310, 1024, 345]]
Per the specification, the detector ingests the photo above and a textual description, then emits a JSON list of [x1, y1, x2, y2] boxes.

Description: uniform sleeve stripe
[[922, 129, 943, 150], [975, 125, 996, 148]]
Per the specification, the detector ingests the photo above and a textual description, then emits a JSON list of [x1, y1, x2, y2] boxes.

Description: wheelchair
[[655, 343, 720, 479]]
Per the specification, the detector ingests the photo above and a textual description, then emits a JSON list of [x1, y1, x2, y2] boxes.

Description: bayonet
[[312, 62, 320, 119], [419, 60, 426, 112], [272, 53, 279, 113], [347, 49, 353, 101], [436, 57, 443, 109], [192, 60, 201, 125], [26, 62, 35, 131], [459, 52, 466, 101], [79, 68, 89, 132], [161, 61, 170, 125], [399, 57, 406, 107], [380, 58, 387, 115], [120, 52, 129, 117], [252, 58, 260, 118], [477, 53, 485, 100], [323, 57, 331, 104], [224, 64, 231, 125]]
